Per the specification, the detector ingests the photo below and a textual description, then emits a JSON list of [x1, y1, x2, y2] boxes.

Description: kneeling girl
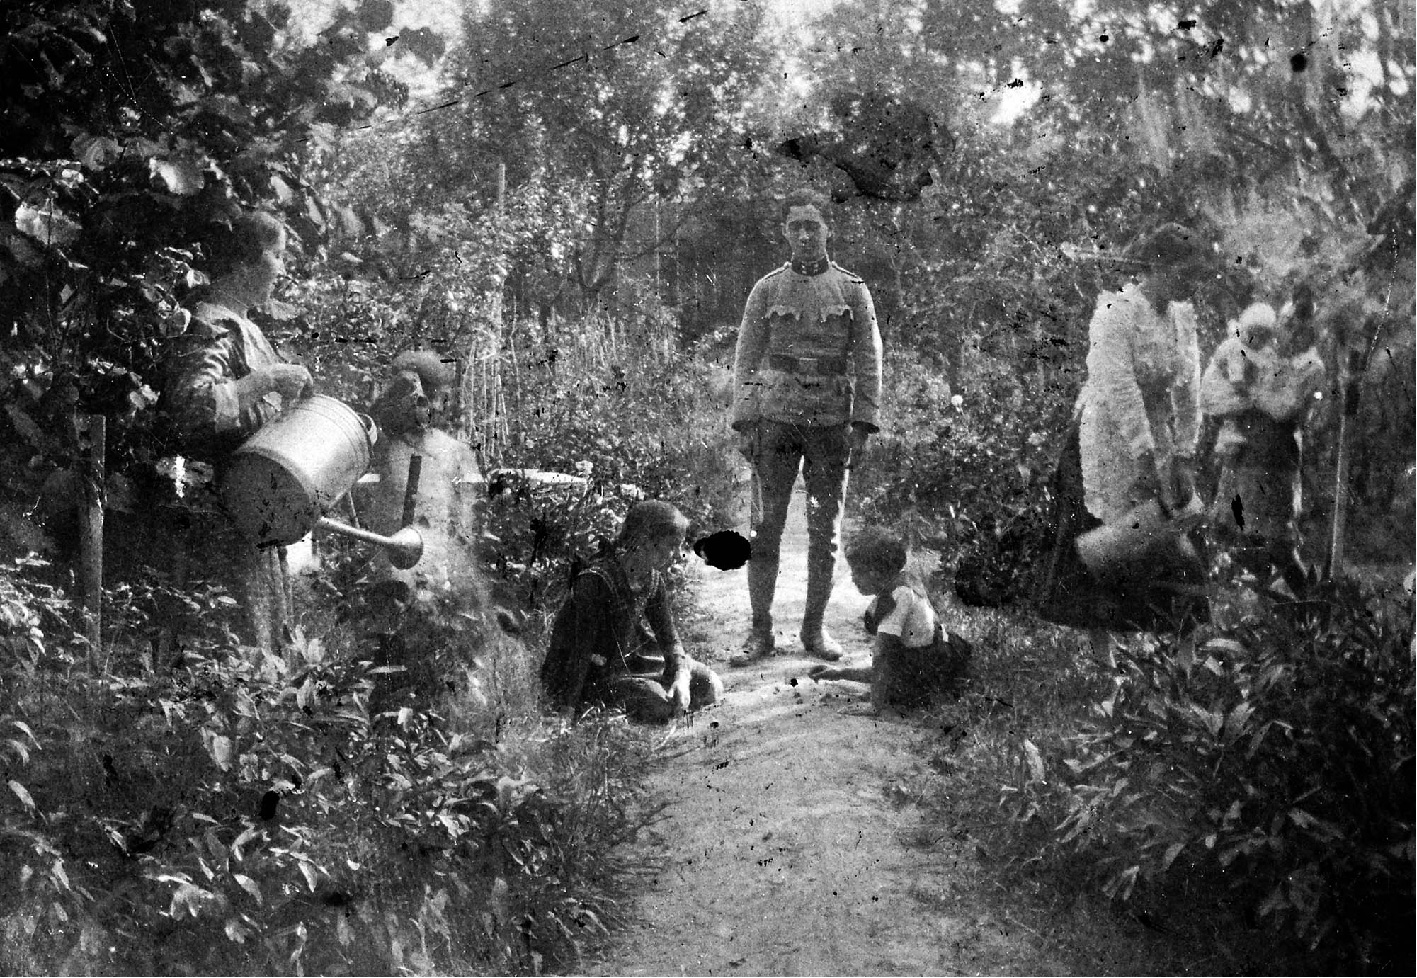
[[541, 501, 723, 723]]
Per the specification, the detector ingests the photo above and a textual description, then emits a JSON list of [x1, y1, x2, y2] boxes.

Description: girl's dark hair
[[617, 501, 689, 548], [845, 525, 908, 577], [202, 211, 285, 279]]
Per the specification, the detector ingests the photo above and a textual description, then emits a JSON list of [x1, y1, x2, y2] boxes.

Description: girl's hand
[[847, 425, 870, 468], [668, 677, 691, 715]]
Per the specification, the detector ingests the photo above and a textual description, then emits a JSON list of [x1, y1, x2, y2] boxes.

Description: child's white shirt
[[871, 585, 938, 649]]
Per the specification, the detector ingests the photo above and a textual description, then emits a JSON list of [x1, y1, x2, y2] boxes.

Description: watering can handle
[[357, 412, 379, 449], [402, 454, 423, 528]]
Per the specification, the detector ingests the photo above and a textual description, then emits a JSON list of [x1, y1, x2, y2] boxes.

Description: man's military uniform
[[731, 257, 883, 650]]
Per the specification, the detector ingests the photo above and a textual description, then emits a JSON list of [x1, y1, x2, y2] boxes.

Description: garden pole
[[1327, 296, 1395, 578], [76, 413, 105, 668], [455, 354, 468, 442]]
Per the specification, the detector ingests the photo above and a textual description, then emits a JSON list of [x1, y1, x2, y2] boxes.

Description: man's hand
[[737, 424, 758, 462], [847, 424, 870, 468]]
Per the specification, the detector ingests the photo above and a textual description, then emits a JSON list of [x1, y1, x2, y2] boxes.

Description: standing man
[[729, 190, 883, 665]]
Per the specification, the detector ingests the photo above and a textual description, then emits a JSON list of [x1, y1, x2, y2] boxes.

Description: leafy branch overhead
[[0, 0, 448, 475]]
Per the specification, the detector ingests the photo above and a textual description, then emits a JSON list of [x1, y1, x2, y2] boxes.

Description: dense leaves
[[0, 559, 654, 975], [1013, 579, 1415, 967]]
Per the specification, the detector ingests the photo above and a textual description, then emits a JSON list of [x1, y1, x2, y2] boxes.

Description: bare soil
[[588, 489, 1073, 977]]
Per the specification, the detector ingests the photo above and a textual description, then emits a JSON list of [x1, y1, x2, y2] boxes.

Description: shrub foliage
[[0, 560, 658, 975], [1006, 580, 1415, 968]]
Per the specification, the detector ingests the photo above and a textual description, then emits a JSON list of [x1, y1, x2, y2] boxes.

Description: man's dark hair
[[1123, 221, 1210, 272], [845, 525, 908, 577], [779, 189, 831, 223]]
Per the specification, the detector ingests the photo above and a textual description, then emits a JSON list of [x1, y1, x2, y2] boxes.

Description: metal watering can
[[1075, 495, 1205, 577], [220, 394, 423, 568]]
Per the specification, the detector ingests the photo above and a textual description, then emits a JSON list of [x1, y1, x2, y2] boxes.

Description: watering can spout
[[315, 518, 424, 569]]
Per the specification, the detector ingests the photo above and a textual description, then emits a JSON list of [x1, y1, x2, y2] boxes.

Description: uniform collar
[[789, 257, 831, 276]]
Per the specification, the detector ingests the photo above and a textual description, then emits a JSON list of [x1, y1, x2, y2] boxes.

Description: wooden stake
[[76, 414, 106, 666]]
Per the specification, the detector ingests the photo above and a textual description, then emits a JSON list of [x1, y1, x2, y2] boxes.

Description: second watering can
[[221, 394, 378, 548], [1075, 495, 1205, 577]]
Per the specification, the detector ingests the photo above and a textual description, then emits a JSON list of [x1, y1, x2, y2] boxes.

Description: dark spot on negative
[[694, 530, 751, 570], [1291, 52, 1308, 73], [1230, 494, 1246, 532], [259, 790, 281, 820]]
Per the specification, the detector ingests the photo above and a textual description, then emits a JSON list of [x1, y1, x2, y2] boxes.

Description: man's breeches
[[748, 420, 849, 564]]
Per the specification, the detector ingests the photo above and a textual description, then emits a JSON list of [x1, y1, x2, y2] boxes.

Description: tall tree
[[415, 0, 774, 310]]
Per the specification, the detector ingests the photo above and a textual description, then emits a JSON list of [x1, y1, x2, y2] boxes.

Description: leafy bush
[[1009, 578, 1414, 969], [854, 350, 1067, 604], [0, 558, 658, 975], [479, 337, 740, 627]]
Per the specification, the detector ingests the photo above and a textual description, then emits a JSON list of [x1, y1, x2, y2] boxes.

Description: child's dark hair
[[845, 525, 908, 578], [617, 500, 689, 548]]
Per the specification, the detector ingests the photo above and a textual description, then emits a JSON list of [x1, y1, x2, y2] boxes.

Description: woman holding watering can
[[161, 210, 312, 654], [1035, 223, 1212, 642]]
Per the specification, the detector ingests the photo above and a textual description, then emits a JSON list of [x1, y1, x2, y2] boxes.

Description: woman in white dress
[[1036, 223, 1212, 636]]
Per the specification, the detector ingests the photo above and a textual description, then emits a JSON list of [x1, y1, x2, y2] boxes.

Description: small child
[[540, 501, 723, 724], [1202, 299, 1326, 594], [812, 526, 971, 712]]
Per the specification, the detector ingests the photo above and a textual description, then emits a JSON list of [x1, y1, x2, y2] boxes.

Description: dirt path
[[590, 489, 1068, 977]]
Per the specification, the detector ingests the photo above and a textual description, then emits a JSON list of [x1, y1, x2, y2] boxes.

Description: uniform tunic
[[732, 261, 883, 432], [731, 260, 884, 588]]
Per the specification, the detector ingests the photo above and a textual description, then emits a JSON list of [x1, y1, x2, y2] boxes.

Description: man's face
[[783, 204, 830, 263]]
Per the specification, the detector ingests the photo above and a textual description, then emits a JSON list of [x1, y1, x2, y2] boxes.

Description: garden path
[[589, 487, 1069, 977]]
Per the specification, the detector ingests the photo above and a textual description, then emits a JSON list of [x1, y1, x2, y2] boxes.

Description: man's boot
[[730, 554, 777, 667], [800, 555, 842, 661]]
